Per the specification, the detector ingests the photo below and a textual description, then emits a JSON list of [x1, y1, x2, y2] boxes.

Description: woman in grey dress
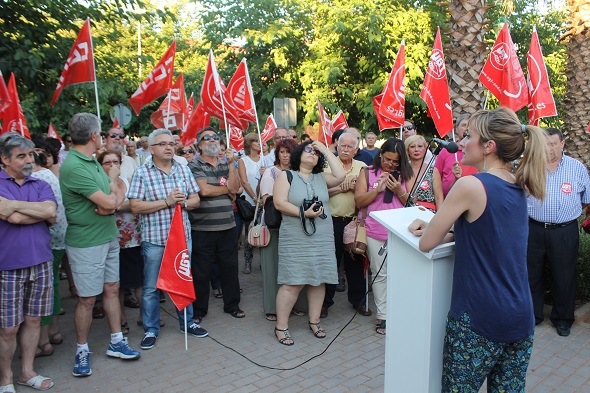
[[273, 140, 346, 345]]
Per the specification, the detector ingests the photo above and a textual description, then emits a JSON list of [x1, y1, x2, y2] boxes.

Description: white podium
[[371, 206, 455, 393]]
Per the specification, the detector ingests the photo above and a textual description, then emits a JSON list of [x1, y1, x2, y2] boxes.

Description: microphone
[[432, 138, 459, 153]]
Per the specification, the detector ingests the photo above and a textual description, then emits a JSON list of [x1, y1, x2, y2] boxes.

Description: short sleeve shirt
[[59, 148, 118, 247], [31, 169, 67, 250], [324, 158, 366, 217]]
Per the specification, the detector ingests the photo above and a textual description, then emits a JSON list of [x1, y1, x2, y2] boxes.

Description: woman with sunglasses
[[178, 145, 197, 163], [408, 107, 547, 392], [272, 140, 345, 345], [354, 138, 413, 335]]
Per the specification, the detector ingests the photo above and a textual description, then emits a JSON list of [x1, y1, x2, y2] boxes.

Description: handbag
[[247, 190, 270, 247], [351, 207, 368, 254], [236, 195, 255, 222], [263, 170, 293, 229]]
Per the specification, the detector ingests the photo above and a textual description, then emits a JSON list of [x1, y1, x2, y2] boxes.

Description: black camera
[[303, 196, 327, 219]]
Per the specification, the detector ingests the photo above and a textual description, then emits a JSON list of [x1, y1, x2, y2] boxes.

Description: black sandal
[[121, 322, 129, 335], [274, 327, 294, 346], [228, 309, 246, 318], [375, 320, 386, 335], [308, 322, 326, 339]]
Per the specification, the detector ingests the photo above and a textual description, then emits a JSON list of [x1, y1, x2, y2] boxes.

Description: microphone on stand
[[432, 138, 459, 153]]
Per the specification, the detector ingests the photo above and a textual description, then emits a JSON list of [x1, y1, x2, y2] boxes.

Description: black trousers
[[526, 220, 578, 327], [191, 228, 241, 317], [324, 217, 368, 309]]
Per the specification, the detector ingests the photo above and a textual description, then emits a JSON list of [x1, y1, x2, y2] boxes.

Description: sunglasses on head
[[303, 145, 320, 156], [199, 134, 220, 143], [182, 149, 195, 155], [108, 133, 126, 139], [403, 125, 415, 131]]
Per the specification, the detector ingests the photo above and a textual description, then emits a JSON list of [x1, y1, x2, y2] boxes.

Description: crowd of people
[[1, 107, 589, 393]]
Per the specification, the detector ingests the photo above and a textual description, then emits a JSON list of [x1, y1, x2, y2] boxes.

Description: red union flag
[[1, 74, 30, 139], [332, 110, 349, 131], [317, 99, 334, 146], [0, 71, 12, 114], [226, 59, 257, 123], [260, 114, 276, 144], [229, 126, 244, 151], [527, 27, 557, 125], [373, 94, 401, 131], [479, 23, 529, 112], [47, 123, 62, 142], [150, 73, 187, 131], [420, 27, 454, 137], [129, 41, 176, 115], [183, 94, 194, 130], [181, 101, 210, 147], [157, 205, 196, 311], [51, 18, 96, 106], [379, 41, 406, 125], [200, 50, 247, 130]]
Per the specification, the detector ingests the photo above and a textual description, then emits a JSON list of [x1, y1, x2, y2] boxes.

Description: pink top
[[364, 167, 406, 241], [434, 148, 478, 196]]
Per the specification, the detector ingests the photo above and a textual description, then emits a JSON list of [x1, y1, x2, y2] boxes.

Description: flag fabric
[[200, 50, 247, 130], [183, 94, 195, 130], [112, 117, 120, 129], [479, 23, 529, 112], [226, 59, 257, 123], [229, 126, 244, 152], [47, 123, 62, 142], [260, 114, 276, 145], [332, 110, 349, 131], [527, 27, 557, 125], [181, 101, 210, 147], [156, 204, 196, 311], [150, 73, 187, 131], [0, 71, 12, 114], [378, 41, 406, 126], [373, 94, 401, 131], [317, 100, 333, 146], [129, 41, 176, 115], [51, 18, 96, 106], [1, 74, 30, 138], [420, 27, 454, 137]]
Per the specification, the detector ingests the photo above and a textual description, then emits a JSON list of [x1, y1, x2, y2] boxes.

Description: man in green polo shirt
[[60, 113, 140, 378]]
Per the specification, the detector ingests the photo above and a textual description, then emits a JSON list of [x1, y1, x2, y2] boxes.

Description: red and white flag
[[200, 50, 247, 130], [378, 41, 406, 126], [47, 123, 62, 142], [226, 59, 257, 124], [0, 71, 12, 114], [479, 23, 529, 112], [1, 74, 30, 139], [181, 101, 210, 147], [112, 117, 120, 129], [527, 27, 557, 125], [420, 27, 454, 137], [183, 94, 195, 130], [51, 18, 96, 106], [150, 73, 187, 131], [129, 41, 176, 115], [373, 94, 400, 132], [332, 110, 349, 131], [229, 126, 244, 152], [156, 205, 196, 311], [317, 100, 334, 146], [260, 114, 276, 145]]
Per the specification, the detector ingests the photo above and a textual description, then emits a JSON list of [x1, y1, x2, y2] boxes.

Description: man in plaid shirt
[[128, 129, 207, 351]]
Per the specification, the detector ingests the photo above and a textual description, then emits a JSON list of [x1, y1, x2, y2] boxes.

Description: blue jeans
[[141, 240, 193, 335]]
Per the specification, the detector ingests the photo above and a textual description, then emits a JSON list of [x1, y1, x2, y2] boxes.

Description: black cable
[[160, 252, 388, 371]]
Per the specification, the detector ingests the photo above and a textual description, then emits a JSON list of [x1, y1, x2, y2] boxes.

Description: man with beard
[[105, 126, 137, 183], [527, 127, 590, 337], [188, 127, 245, 322], [0, 133, 57, 392], [128, 129, 206, 350]]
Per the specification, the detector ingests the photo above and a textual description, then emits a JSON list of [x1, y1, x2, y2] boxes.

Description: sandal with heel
[[274, 327, 294, 346], [308, 322, 326, 339]]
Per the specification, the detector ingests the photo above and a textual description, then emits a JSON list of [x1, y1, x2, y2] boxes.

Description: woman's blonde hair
[[243, 132, 259, 155], [469, 107, 546, 199]]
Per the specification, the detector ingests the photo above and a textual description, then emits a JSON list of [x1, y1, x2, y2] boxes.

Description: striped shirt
[[528, 154, 590, 223], [188, 156, 235, 231], [128, 160, 199, 246]]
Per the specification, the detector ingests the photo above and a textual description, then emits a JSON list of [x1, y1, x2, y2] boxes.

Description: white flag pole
[[209, 50, 230, 143], [87, 18, 101, 132], [184, 308, 188, 351], [165, 87, 172, 130], [451, 129, 458, 162], [243, 59, 263, 150]]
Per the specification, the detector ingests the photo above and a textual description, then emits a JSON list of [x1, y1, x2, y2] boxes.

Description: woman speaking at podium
[[409, 107, 547, 392]]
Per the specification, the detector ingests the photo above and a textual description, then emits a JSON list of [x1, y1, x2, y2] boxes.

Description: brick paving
[[11, 250, 590, 392]]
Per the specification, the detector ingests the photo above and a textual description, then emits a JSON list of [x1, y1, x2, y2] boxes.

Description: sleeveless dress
[[413, 165, 436, 211], [240, 155, 262, 205], [277, 171, 338, 286]]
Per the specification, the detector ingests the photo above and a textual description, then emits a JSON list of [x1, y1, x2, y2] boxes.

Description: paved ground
[[11, 250, 590, 392]]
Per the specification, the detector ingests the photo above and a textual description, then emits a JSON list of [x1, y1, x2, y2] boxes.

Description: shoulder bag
[[247, 189, 270, 247]]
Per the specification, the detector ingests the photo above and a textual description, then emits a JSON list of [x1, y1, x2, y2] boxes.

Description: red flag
[[156, 205, 196, 311], [479, 23, 529, 112], [0, 71, 12, 114], [129, 41, 176, 115], [51, 18, 96, 106], [332, 110, 349, 131], [183, 94, 195, 130], [317, 100, 334, 146], [1, 74, 30, 139], [373, 94, 401, 131], [260, 114, 276, 144], [527, 27, 557, 125], [47, 123, 62, 142], [181, 101, 210, 147], [226, 59, 257, 123], [112, 117, 120, 129], [200, 50, 247, 130], [420, 28, 454, 137], [150, 73, 187, 131], [229, 126, 244, 152], [378, 41, 406, 125]]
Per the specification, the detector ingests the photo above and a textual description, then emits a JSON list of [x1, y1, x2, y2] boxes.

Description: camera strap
[[299, 205, 316, 236]]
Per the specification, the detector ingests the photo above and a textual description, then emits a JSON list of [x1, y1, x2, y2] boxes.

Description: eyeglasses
[[198, 134, 220, 143], [64, 139, 72, 144], [276, 135, 298, 140], [151, 142, 175, 148], [108, 133, 126, 139], [181, 149, 195, 155], [101, 160, 121, 166], [402, 125, 415, 131], [303, 145, 321, 156]]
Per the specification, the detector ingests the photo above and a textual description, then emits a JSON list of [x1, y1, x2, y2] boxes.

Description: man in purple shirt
[[0, 133, 57, 392]]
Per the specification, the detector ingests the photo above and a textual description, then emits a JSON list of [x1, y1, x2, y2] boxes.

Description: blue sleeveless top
[[451, 173, 534, 342]]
